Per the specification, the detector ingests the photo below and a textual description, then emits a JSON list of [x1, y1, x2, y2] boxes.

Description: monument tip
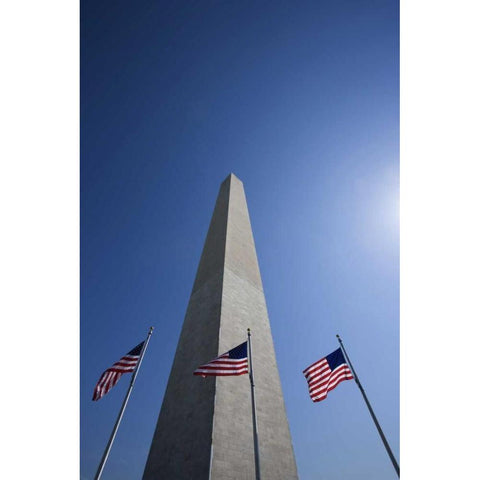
[[223, 172, 242, 183]]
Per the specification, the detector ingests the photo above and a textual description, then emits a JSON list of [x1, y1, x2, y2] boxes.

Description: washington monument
[[143, 174, 298, 479]]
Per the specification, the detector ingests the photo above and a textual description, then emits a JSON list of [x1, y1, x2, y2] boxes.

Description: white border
[[401, 1, 480, 477], [1, 1, 79, 478]]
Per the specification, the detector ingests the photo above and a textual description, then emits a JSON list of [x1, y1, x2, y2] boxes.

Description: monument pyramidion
[[143, 174, 298, 479]]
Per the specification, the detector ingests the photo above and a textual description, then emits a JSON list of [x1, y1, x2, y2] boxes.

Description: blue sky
[[81, 1, 399, 479]]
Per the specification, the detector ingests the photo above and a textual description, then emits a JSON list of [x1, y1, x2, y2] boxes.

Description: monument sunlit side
[[143, 174, 298, 479]]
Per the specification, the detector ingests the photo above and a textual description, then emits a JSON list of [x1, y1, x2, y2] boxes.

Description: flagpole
[[336, 334, 400, 477], [247, 328, 261, 480], [94, 327, 154, 480]]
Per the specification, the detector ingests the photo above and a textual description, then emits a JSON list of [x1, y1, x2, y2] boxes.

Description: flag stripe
[[195, 362, 248, 369], [303, 358, 328, 374], [208, 357, 247, 364], [304, 364, 330, 382], [309, 370, 354, 396], [194, 369, 249, 376], [196, 366, 248, 373], [312, 381, 346, 401], [308, 365, 353, 392], [308, 369, 353, 398], [311, 375, 353, 401]]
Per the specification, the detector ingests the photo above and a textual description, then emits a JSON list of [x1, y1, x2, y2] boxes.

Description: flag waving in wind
[[194, 341, 248, 377], [92, 342, 144, 401], [303, 347, 354, 402]]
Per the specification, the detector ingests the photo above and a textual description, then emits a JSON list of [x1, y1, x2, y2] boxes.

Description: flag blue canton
[[325, 348, 348, 370], [127, 343, 144, 356], [228, 342, 247, 359]]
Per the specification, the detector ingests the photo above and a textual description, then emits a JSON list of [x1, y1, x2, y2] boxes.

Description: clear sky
[[81, 1, 399, 479]]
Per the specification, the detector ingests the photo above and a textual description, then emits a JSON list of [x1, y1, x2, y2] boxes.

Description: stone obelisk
[[143, 173, 298, 479]]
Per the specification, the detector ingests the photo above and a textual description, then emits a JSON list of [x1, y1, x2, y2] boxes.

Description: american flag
[[303, 348, 354, 402], [194, 341, 248, 377], [92, 342, 144, 401]]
